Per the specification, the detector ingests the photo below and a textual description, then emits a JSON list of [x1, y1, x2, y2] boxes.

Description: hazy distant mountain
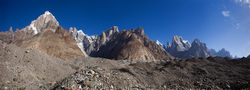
[[247, 55, 250, 58], [210, 48, 232, 58], [165, 35, 233, 59], [210, 49, 217, 55], [166, 36, 211, 59], [184, 39, 211, 58]]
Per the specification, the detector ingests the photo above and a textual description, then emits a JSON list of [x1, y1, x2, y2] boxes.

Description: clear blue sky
[[1, 0, 250, 57]]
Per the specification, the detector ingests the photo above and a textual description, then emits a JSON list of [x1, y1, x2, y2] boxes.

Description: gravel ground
[[51, 57, 250, 90], [1, 40, 250, 89], [0, 41, 75, 89]]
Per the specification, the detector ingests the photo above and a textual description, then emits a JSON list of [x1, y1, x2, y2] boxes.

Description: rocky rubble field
[[48, 57, 250, 90], [1, 40, 250, 89], [0, 40, 75, 89]]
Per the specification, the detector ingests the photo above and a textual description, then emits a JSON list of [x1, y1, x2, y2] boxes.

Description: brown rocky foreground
[[50, 57, 250, 90], [0, 40, 250, 89]]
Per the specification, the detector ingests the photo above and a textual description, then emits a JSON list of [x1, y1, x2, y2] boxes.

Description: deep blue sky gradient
[[1, 0, 250, 57]]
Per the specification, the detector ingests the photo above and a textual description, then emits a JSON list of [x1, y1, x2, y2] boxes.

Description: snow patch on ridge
[[156, 40, 163, 46], [155, 40, 165, 50], [77, 30, 96, 44], [182, 40, 188, 43], [77, 42, 88, 57], [29, 21, 38, 35], [77, 30, 85, 36], [86, 35, 95, 43]]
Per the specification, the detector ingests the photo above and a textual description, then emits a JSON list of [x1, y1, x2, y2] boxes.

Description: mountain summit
[[167, 35, 191, 53], [0, 11, 86, 60], [28, 11, 59, 35], [166, 35, 191, 57], [186, 39, 211, 58]]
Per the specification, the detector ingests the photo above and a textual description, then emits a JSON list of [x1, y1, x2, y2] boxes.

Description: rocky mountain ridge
[[69, 26, 173, 61], [0, 11, 172, 61], [0, 11, 234, 60], [0, 11, 86, 60], [94, 27, 173, 61], [69, 26, 119, 55]]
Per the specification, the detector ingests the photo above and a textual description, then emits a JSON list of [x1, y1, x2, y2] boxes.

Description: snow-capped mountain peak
[[77, 30, 85, 36], [182, 40, 188, 44], [69, 27, 98, 55], [156, 40, 163, 46], [44, 11, 52, 16], [171, 35, 191, 51], [75, 29, 96, 43], [28, 11, 59, 35]]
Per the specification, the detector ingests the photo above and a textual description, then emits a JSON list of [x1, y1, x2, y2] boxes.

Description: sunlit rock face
[[93, 27, 173, 62], [28, 11, 59, 35], [0, 11, 60, 44]]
